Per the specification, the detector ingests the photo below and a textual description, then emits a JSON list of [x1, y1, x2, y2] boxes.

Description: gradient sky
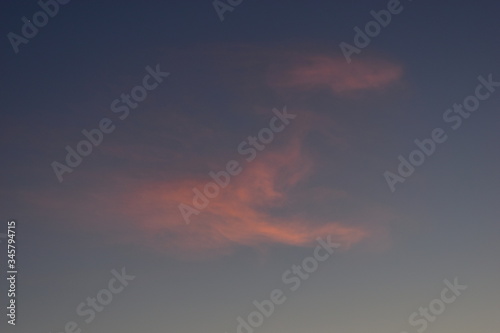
[[1, 1, 499, 333]]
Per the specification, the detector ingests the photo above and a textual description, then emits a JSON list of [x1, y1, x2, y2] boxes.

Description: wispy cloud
[[268, 54, 403, 95], [111, 136, 368, 257], [19, 44, 403, 259]]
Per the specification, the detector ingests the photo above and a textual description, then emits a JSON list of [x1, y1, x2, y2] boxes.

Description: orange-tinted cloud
[[268, 54, 403, 94], [21, 44, 403, 259], [107, 137, 368, 258], [21, 123, 371, 259]]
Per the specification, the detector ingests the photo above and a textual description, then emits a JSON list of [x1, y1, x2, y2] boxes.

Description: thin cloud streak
[[268, 54, 403, 94]]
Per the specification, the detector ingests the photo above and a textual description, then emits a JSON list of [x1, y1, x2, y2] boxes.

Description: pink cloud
[[22, 44, 404, 259], [24, 134, 369, 259], [268, 54, 403, 94], [114, 138, 369, 257]]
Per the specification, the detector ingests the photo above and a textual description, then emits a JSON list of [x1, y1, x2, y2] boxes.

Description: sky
[[1, 0, 499, 333]]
